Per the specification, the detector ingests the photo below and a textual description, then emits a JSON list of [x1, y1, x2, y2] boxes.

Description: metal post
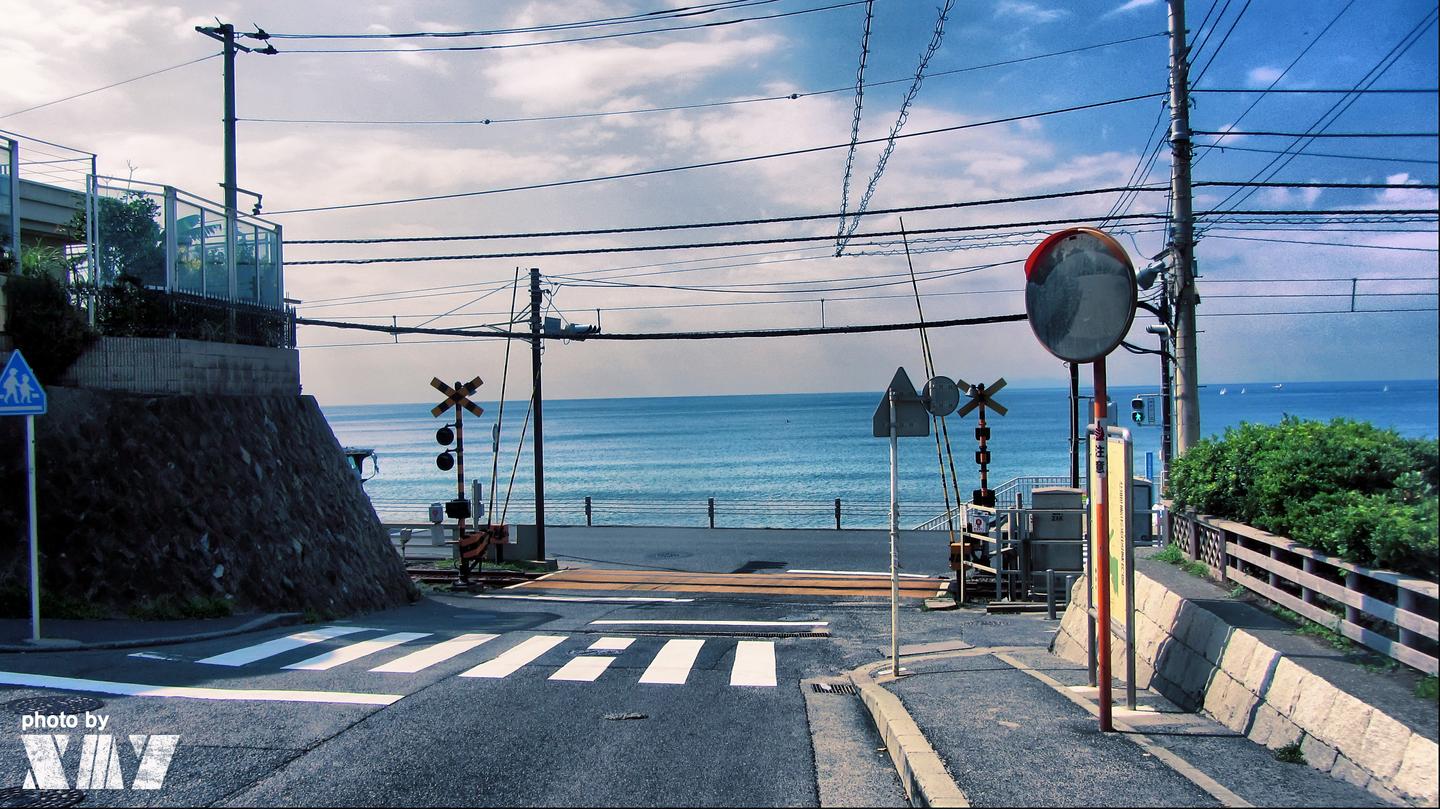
[[708, 497, 715, 529], [834, 498, 842, 530], [585, 496, 592, 527], [1168, 0, 1201, 453], [27, 415, 40, 642], [221, 23, 238, 303], [529, 268, 546, 560], [1159, 276, 1174, 485], [1069, 362, 1081, 489], [1046, 569, 1057, 620], [889, 390, 901, 677], [454, 393, 469, 587], [1064, 574, 1075, 607], [1093, 357, 1114, 731]]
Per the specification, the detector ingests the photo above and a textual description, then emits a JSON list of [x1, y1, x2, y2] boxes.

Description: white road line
[[196, 626, 373, 667], [472, 594, 694, 603], [459, 635, 567, 679], [589, 637, 635, 652], [639, 639, 705, 685], [284, 632, 431, 672], [590, 620, 827, 628], [730, 640, 777, 687], [0, 671, 401, 706], [370, 633, 498, 674], [786, 569, 934, 579], [504, 571, 560, 589], [549, 656, 615, 682]]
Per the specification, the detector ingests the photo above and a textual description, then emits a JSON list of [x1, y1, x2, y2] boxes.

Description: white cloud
[[1246, 66, 1284, 87], [1107, 0, 1159, 15], [993, 1, 1068, 24]]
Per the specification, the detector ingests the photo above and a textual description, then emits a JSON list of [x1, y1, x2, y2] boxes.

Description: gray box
[[1029, 486, 1082, 540]]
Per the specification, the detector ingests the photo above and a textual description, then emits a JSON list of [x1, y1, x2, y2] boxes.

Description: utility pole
[[528, 267, 546, 560], [1168, 0, 1202, 452]]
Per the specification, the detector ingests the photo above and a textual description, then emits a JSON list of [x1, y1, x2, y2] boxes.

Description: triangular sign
[[873, 367, 930, 438], [0, 349, 46, 416]]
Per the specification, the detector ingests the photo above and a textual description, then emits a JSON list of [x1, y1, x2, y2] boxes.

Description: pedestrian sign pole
[[1, 350, 49, 642]]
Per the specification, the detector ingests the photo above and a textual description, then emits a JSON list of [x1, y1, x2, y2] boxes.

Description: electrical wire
[[1189, 0, 1252, 87], [836, 0, 875, 249], [1195, 130, 1438, 139], [0, 53, 220, 120], [265, 92, 1167, 215], [1193, 144, 1439, 165]]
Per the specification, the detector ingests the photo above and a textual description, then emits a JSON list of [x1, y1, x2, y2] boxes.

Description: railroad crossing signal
[[955, 377, 1008, 417], [430, 376, 484, 418]]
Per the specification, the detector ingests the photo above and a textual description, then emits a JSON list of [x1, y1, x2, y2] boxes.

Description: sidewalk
[[848, 620, 1397, 807], [0, 612, 302, 652]]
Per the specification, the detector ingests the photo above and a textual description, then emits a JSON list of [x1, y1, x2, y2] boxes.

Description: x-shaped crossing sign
[[955, 377, 1008, 417], [431, 376, 484, 418]]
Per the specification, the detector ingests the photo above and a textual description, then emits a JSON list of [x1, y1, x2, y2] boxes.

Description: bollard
[[708, 497, 715, 529], [1064, 574, 1075, 606], [585, 496, 592, 527], [1046, 569, 1057, 620], [834, 498, 842, 530]]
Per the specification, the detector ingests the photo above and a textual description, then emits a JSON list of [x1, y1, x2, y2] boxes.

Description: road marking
[[284, 632, 431, 671], [370, 633, 498, 674], [639, 639, 705, 685], [196, 626, 373, 667], [459, 635, 566, 679], [589, 636, 636, 652], [787, 569, 933, 579], [473, 594, 694, 603], [0, 671, 401, 706], [590, 619, 827, 628], [730, 640, 777, 687], [548, 641, 633, 684]]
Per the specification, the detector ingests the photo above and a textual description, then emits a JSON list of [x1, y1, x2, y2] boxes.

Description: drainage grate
[[0, 787, 87, 808], [811, 682, 860, 695], [3, 696, 105, 716]]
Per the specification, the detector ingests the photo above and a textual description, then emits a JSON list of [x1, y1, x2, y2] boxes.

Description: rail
[[1164, 505, 1439, 675], [914, 475, 1073, 531]]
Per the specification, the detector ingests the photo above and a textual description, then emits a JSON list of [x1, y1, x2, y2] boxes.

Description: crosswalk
[[140, 627, 782, 689]]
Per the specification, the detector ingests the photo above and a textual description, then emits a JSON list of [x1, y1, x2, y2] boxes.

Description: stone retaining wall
[[1053, 570, 1437, 806], [55, 336, 299, 397]]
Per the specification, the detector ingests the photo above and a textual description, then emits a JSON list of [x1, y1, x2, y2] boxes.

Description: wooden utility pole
[[1168, 0, 1202, 452]]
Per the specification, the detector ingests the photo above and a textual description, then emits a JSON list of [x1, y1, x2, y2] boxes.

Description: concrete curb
[[0, 612, 305, 653], [848, 657, 972, 808]]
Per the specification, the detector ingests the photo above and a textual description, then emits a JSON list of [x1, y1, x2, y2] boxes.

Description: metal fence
[[914, 475, 1073, 531], [1164, 506, 1439, 675]]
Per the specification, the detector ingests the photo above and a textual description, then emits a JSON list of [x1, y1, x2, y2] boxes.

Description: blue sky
[[2, 0, 1436, 404]]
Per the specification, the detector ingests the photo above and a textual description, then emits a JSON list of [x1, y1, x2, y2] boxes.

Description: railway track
[[406, 566, 546, 588]]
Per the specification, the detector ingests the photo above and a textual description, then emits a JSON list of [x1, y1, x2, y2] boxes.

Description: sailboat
[[1219, 387, 1228, 395], [1240, 387, 1247, 394]]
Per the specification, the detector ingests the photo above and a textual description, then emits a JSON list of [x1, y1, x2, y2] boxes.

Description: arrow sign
[[431, 376, 484, 418], [0, 350, 47, 416], [955, 377, 1008, 418]]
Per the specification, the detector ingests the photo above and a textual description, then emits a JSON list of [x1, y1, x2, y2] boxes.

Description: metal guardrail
[[1164, 505, 1439, 675], [914, 475, 1074, 531]]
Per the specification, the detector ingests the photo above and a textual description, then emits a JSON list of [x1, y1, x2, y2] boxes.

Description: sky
[[2, 0, 1437, 405]]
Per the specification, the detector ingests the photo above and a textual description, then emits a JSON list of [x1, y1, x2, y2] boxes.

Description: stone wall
[[1053, 569, 1437, 806], [0, 387, 416, 616], [54, 337, 299, 397]]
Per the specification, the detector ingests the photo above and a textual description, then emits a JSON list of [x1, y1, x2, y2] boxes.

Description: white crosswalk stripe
[[638, 639, 705, 685], [285, 632, 432, 672], [549, 637, 636, 682], [370, 633, 498, 674], [730, 640, 777, 687], [459, 635, 567, 679], [196, 626, 374, 667]]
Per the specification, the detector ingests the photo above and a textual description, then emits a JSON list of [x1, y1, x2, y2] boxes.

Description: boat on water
[[1219, 387, 1228, 395], [1273, 383, 1284, 390], [1240, 387, 1247, 394]]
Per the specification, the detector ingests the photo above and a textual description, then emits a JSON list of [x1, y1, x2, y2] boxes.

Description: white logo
[[20, 734, 178, 791]]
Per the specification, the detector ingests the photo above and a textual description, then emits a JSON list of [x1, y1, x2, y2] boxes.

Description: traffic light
[[1131, 396, 1146, 425]]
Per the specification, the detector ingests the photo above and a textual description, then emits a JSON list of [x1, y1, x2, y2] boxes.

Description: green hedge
[[1168, 417, 1438, 579]]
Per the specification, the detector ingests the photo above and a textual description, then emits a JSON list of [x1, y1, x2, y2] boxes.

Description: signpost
[[1, 350, 48, 642], [873, 368, 930, 677], [1024, 228, 1137, 732], [431, 376, 483, 587]]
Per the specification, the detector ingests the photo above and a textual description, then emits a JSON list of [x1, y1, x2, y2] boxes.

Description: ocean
[[321, 379, 1438, 530]]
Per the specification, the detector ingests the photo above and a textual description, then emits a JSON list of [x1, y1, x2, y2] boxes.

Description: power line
[[239, 32, 1169, 128], [265, 92, 1166, 215], [279, 1, 868, 54], [1194, 144, 1439, 165], [1194, 130, 1438, 139], [835, 0, 875, 250], [0, 53, 220, 120], [1190, 87, 1437, 94], [1190, 0, 1253, 87], [1204, 234, 1438, 252]]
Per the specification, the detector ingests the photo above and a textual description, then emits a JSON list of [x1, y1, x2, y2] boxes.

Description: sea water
[[322, 379, 1437, 529]]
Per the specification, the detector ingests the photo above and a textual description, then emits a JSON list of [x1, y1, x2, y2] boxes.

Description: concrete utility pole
[[529, 267, 546, 560], [1168, 0, 1202, 452]]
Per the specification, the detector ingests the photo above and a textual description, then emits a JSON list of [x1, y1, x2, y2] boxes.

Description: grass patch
[[1153, 543, 1212, 579], [1271, 606, 1353, 651], [431, 559, 456, 570], [1228, 584, 1248, 599], [126, 595, 233, 621], [1273, 741, 1306, 764], [1418, 676, 1439, 701], [1360, 657, 1400, 675]]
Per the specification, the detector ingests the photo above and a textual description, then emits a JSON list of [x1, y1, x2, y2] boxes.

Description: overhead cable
[[836, 0, 876, 250], [0, 53, 220, 120]]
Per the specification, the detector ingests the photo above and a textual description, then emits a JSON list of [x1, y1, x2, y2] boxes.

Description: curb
[[848, 658, 971, 808], [0, 612, 306, 653]]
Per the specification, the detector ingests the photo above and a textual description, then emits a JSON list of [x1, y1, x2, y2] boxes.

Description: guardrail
[[369, 496, 951, 530], [1163, 505, 1439, 675], [914, 475, 1073, 531]]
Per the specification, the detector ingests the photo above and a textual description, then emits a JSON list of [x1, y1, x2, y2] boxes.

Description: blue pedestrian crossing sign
[[0, 350, 46, 416]]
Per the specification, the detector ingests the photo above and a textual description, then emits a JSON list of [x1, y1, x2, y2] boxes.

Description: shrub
[[3, 273, 95, 383], [1169, 417, 1438, 579]]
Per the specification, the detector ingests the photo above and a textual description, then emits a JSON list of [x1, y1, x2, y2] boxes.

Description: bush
[[1169, 417, 1438, 579], [3, 273, 95, 383]]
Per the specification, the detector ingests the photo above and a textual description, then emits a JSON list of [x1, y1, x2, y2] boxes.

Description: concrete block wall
[[1053, 571, 1438, 806], [55, 336, 299, 397]]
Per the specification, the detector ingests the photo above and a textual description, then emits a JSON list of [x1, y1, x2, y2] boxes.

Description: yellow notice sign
[[1088, 429, 1134, 640]]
